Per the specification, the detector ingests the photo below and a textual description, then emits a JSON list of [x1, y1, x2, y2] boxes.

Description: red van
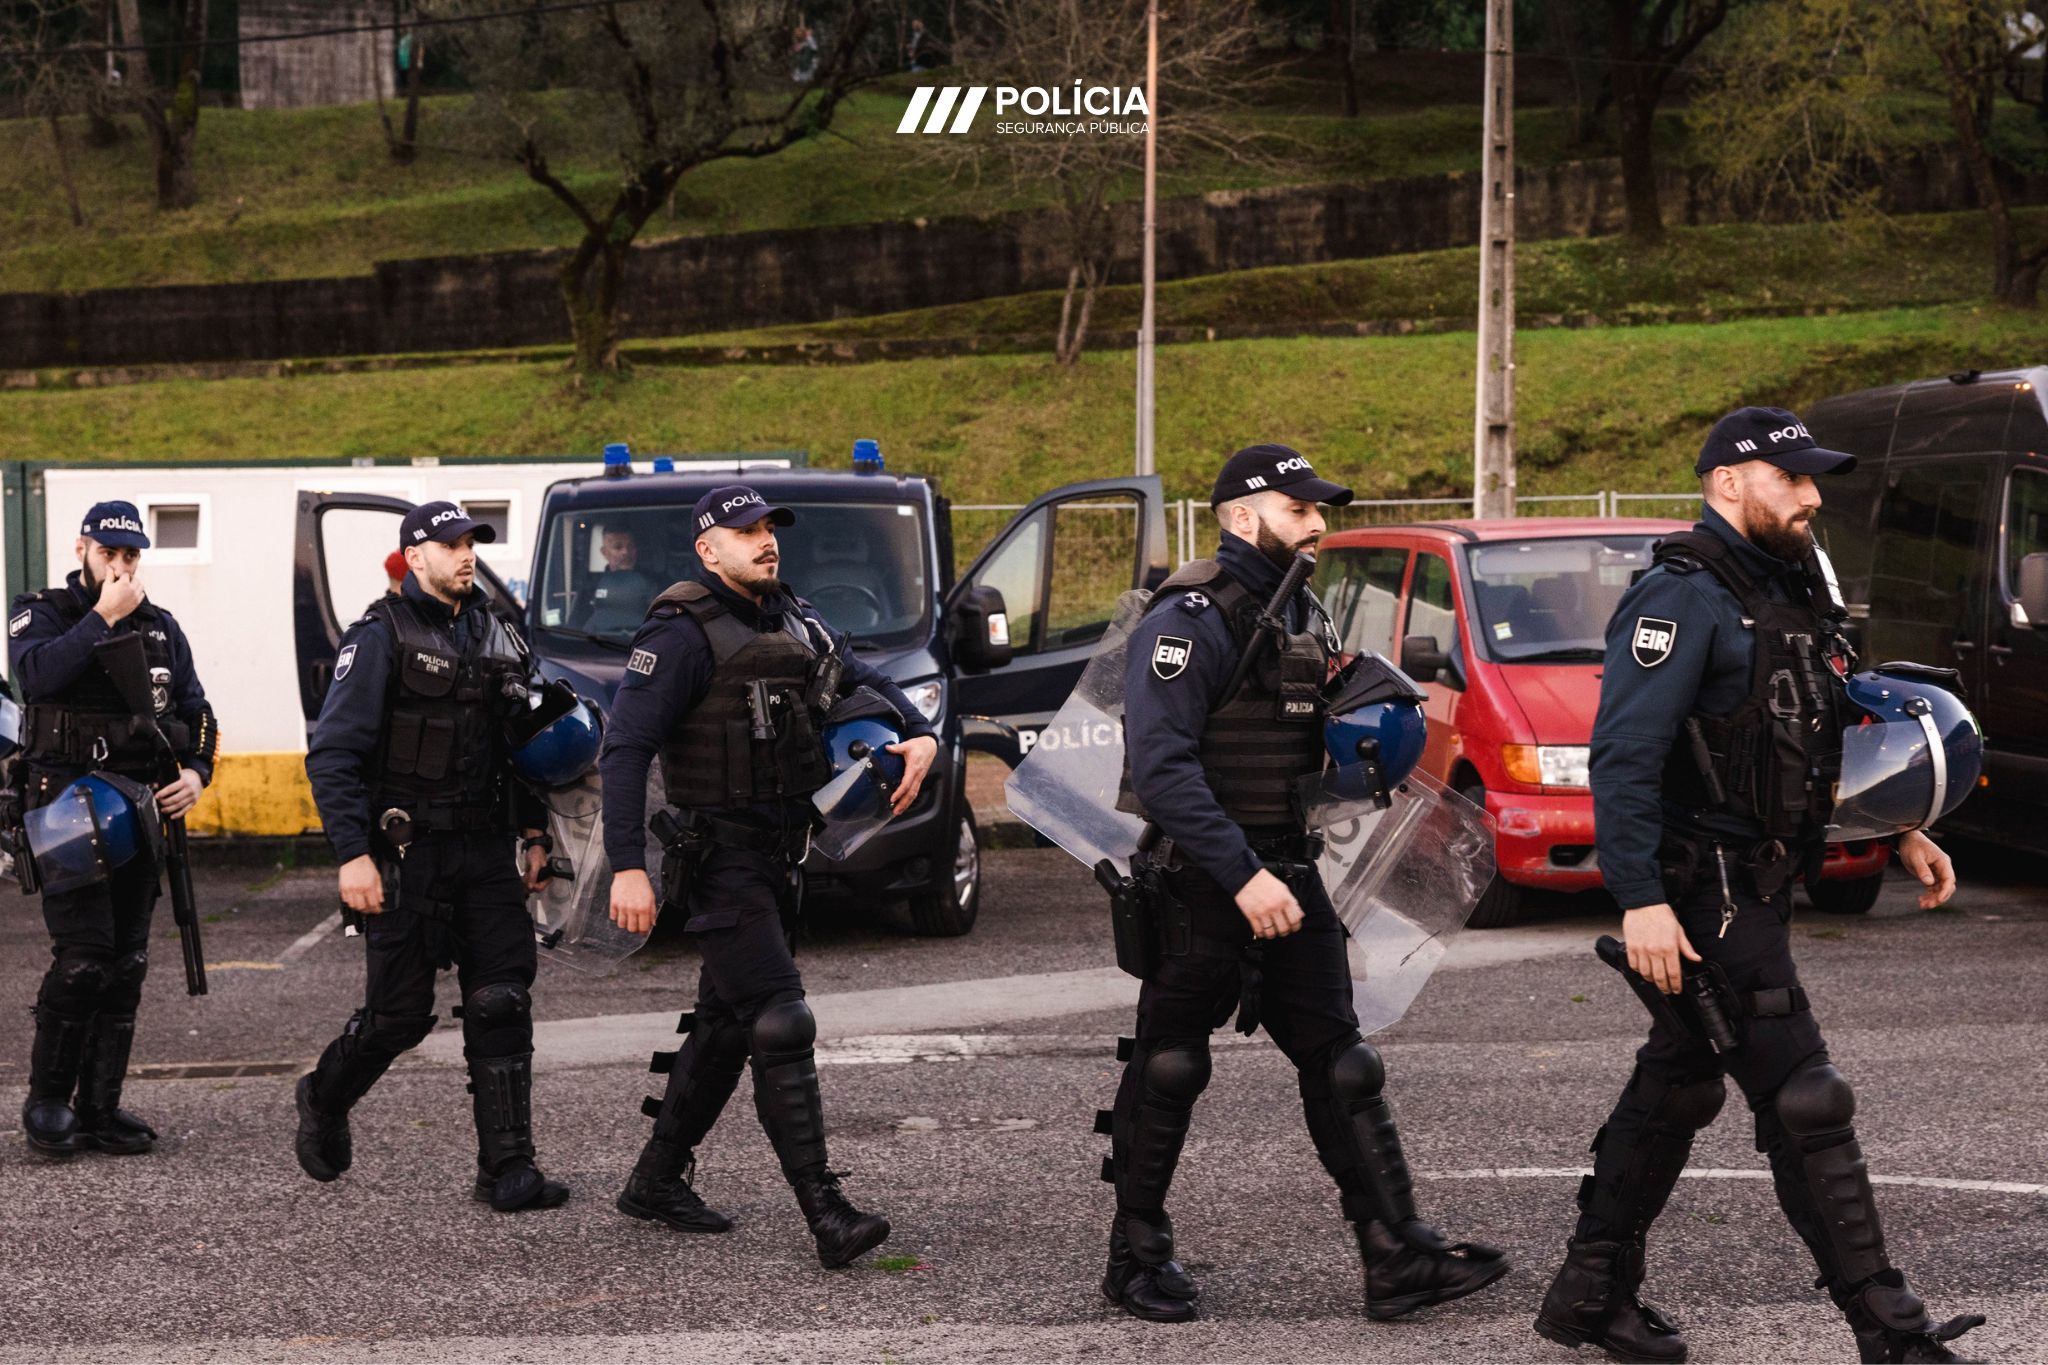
[[1312, 519, 1890, 927]]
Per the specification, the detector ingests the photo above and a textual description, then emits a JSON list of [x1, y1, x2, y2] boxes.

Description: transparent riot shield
[[1002, 590, 1150, 875], [1298, 768, 1495, 1035], [530, 764, 667, 975], [1827, 714, 1983, 842], [811, 758, 893, 862]]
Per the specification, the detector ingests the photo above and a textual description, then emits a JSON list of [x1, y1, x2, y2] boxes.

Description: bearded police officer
[[10, 501, 217, 1158], [1101, 445, 1507, 1324], [1534, 408, 1982, 1364], [295, 502, 568, 1214], [600, 485, 937, 1268]]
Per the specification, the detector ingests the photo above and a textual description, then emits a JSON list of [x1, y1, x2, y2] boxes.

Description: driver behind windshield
[[576, 527, 660, 635]]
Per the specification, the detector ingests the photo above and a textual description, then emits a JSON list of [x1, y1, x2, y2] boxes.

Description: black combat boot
[[73, 1012, 156, 1155], [1535, 1239, 1689, 1363], [468, 1053, 569, 1212], [617, 1137, 732, 1234], [793, 1169, 892, 1269], [1843, 1272, 1985, 1364], [1355, 1215, 1510, 1320], [22, 1006, 93, 1158], [1102, 1212, 1198, 1324], [294, 1073, 353, 1182]]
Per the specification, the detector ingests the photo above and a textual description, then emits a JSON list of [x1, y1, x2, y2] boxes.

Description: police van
[[1804, 363, 2048, 854], [293, 448, 1169, 935]]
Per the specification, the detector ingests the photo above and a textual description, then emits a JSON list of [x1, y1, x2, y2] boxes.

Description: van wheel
[[1460, 782, 1524, 929], [909, 808, 980, 937], [1807, 872, 1882, 916]]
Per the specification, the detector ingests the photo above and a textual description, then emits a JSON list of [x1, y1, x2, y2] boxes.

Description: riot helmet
[[1827, 663, 1983, 842], [1321, 650, 1428, 805], [811, 688, 908, 861], [24, 772, 165, 894], [511, 684, 602, 788]]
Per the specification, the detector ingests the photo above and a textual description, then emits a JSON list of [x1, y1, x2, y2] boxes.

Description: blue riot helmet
[[812, 688, 908, 860], [510, 682, 602, 788], [23, 772, 165, 895], [1827, 663, 1983, 842], [1322, 650, 1428, 804]]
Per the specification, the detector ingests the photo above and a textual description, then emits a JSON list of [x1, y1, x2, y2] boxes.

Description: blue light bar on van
[[852, 438, 885, 474], [603, 442, 631, 479], [653, 456, 675, 473]]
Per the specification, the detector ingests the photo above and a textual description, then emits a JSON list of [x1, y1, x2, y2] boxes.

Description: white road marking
[[276, 909, 345, 965], [1429, 1166, 2048, 1196]]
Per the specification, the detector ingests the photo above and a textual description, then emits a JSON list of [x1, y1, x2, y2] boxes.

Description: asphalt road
[[3, 839, 2044, 1364]]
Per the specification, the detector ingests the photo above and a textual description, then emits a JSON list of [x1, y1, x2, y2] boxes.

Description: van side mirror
[[951, 585, 1014, 672], [1399, 633, 1449, 682], [2017, 552, 2048, 629]]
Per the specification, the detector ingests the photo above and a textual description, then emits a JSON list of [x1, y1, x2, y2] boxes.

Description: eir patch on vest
[[1631, 616, 1677, 668], [627, 647, 658, 677], [1151, 635, 1192, 680]]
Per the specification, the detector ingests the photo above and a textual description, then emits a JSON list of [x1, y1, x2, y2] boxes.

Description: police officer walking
[[1102, 445, 1507, 1323], [600, 485, 938, 1267], [11, 500, 217, 1158], [1534, 408, 1982, 1363], [294, 502, 568, 1213]]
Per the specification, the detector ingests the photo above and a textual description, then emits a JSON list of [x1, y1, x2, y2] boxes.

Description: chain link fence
[[951, 492, 1697, 576]]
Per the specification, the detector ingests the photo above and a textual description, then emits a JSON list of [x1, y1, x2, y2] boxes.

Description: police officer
[[1534, 408, 1982, 1364], [600, 485, 937, 1267], [295, 501, 568, 1214], [10, 500, 217, 1158], [1102, 445, 1507, 1323]]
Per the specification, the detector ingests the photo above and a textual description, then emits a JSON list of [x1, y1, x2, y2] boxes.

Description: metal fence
[[951, 492, 1697, 574]]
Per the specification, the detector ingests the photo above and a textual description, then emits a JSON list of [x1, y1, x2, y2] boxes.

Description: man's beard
[[1745, 503, 1814, 562], [1254, 520, 1313, 571], [734, 558, 781, 594], [422, 564, 473, 600], [78, 556, 104, 602]]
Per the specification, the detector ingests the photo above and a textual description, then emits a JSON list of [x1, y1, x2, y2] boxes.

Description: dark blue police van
[[293, 449, 1168, 936]]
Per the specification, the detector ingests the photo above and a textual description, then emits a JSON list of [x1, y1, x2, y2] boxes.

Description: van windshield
[[535, 501, 933, 652], [1463, 536, 1659, 663]]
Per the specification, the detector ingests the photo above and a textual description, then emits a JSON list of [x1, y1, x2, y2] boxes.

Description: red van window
[[1314, 546, 1408, 658], [1407, 552, 1458, 656]]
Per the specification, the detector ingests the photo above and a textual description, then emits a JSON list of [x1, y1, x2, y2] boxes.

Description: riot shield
[[530, 764, 666, 975], [1002, 590, 1151, 875], [1297, 768, 1495, 1035], [811, 758, 893, 861]]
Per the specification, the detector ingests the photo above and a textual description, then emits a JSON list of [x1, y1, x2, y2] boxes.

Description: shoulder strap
[[35, 586, 80, 621], [650, 580, 714, 617], [1652, 530, 1767, 609], [369, 596, 439, 654], [1139, 558, 1253, 622]]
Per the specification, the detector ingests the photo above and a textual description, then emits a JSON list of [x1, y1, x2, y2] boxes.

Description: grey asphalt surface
[[3, 839, 2044, 1363]]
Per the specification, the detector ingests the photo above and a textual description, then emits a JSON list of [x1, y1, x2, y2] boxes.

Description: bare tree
[[1692, 0, 2048, 305], [922, 0, 1272, 365], [2, 0, 103, 227], [452, 0, 883, 376], [111, 0, 210, 210], [1603, 0, 1739, 243]]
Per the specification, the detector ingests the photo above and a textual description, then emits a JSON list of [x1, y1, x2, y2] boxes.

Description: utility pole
[[1472, 0, 1515, 519], [1134, 0, 1158, 477]]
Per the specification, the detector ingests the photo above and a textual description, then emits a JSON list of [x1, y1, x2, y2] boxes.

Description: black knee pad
[[1776, 1062, 1855, 1137], [1657, 1073, 1728, 1131], [1328, 1038, 1386, 1105], [462, 983, 533, 1058], [41, 953, 111, 1013], [99, 949, 150, 1013], [751, 997, 816, 1060], [1140, 1043, 1211, 1107]]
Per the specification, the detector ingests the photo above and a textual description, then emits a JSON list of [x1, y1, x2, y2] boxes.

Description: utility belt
[[1657, 828, 1812, 904], [1098, 827, 1323, 983], [370, 795, 507, 845], [646, 806, 811, 919], [20, 706, 180, 772]]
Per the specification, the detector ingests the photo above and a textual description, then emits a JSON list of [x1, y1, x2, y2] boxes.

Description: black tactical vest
[[1652, 531, 1851, 846], [653, 583, 838, 808], [19, 588, 186, 778], [1115, 559, 1332, 828], [367, 595, 530, 815]]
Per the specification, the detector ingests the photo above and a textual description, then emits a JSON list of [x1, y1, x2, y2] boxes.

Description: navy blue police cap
[[399, 500, 497, 548], [1210, 443, 1354, 509], [1696, 407, 1857, 476], [694, 485, 796, 535], [81, 500, 150, 549]]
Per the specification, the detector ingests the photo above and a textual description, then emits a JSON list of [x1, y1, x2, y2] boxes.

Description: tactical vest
[[652, 583, 838, 808], [19, 588, 187, 778], [1652, 531, 1851, 846], [367, 595, 529, 817], [1115, 559, 1332, 828]]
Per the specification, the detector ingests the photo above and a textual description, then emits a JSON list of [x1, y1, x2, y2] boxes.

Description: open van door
[[293, 491, 524, 722], [947, 476, 1168, 762]]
